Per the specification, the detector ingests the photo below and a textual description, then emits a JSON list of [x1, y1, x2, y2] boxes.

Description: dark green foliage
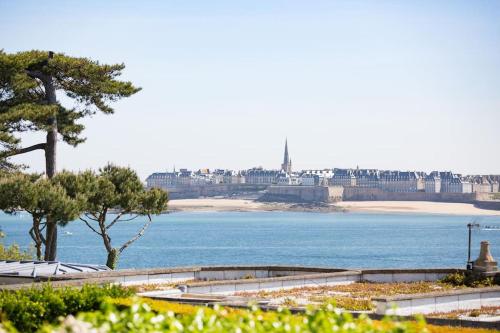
[[0, 49, 141, 151], [440, 271, 496, 287], [0, 173, 82, 259], [69, 165, 168, 269], [0, 284, 133, 332]]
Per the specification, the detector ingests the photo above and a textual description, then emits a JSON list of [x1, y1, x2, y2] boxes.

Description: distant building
[[281, 139, 292, 174], [330, 168, 356, 187], [299, 173, 317, 186], [439, 172, 472, 193], [425, 172, 441, 193], [302, 169, 332, 186], [354, 169, 380, 188], [245, 168, 280, 184], [146, 172, 178, 189], [470, 176, 492, 193], [379, 171, 421, 192]]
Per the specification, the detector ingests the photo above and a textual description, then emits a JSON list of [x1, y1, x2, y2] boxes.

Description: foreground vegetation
[[0, 231, 33, 260], [0, 284, 133, 332], [0, 284, 497, 333]]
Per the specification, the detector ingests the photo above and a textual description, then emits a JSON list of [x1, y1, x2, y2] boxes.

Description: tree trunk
[[42, 60, 59, 261], [44, 125, 58, 260], [29, 220, 44, 261], [106, 248, 119, 269]]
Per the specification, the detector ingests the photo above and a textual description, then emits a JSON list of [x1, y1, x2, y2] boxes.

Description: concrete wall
[[362, 269, 453, 283], [374, 287, 500, 316], [174, 268, 459, 295], [342, 187, 477, 203], [260, 186, 329, 203], [182, 271, 362, 295]]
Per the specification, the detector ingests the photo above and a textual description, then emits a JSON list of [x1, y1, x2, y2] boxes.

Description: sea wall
[[167, 184, 268, 199], [260, 186, 329, 203], [342, 187, 478, 203], [474, 200, 500, 211]]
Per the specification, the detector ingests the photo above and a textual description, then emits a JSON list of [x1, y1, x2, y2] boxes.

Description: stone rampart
[[474, 200, 500, 211], [259, 186, 329, 203], [327, 186, 344, 201], [167, 184, 268, 199]]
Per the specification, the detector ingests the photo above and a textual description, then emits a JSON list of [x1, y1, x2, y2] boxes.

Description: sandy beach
[[336, 201, 500, 215], [168, 198, 500, 215]]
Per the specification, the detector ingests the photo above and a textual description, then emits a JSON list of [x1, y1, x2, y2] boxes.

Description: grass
[[237, 282, 459, 299], [235, 282, 464, 311]]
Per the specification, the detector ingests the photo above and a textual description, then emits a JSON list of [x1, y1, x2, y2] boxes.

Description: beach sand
[[336, 201, 500, 215], [168, 198, 500, 215]]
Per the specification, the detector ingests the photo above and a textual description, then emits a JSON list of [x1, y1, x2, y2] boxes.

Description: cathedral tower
[[281, 139, 292, 173]]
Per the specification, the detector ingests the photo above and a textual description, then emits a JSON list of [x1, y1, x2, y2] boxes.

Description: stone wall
[[167, 184, 268, 199], [474, 200, 500, 211], [259, 186, 329, 203], [328, 186, 344, 201], [342, 187, 478, 203]]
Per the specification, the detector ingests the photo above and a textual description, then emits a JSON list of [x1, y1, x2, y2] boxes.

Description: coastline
[[168, 198, 500, 216]]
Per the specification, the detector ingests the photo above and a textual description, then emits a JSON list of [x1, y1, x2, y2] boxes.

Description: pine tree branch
[[119, 214, 152, 254], [80, 217, 102, 236], [106, 213, 140, 230], [105, 212, 124, 230], [1, 143, 46, 158]]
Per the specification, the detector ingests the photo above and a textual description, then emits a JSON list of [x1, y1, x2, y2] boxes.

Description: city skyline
[[2, 1, 500, 179], [148, 138, 500, 177]]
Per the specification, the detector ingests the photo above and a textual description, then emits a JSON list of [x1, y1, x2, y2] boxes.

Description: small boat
[[63, 231, 73, 236]]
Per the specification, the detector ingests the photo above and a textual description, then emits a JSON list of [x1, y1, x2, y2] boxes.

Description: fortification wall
[[342, 187, 478, 203], [260, 186, 329, 203], [474, 200, 500, 211], [328, 186, 344, 202], [167, 184, 268, 199]]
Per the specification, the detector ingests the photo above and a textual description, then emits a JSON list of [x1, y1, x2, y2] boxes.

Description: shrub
[[0, 284, 133, 332], [324, 297, 375, 311], [43, 300, 426, 333], [0, 232, 34, 260], [440, 272, 495, 288], [108, 297, 204, 315]]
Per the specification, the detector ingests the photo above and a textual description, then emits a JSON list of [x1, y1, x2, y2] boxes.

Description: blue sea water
[[0, 211, 499, 270]]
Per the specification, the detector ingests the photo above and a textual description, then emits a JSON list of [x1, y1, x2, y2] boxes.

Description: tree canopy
[[0, 49, 140, 260], [0, 173, 82, 259], [0, 50, 140, 162], [56, 165, 168, 269]]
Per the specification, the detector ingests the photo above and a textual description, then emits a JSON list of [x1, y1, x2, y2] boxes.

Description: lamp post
[[467, 221, 480, 270]]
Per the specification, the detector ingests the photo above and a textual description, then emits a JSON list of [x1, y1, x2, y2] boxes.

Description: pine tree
[[55, 166, 168, 269], [0, 50, 140, 260]]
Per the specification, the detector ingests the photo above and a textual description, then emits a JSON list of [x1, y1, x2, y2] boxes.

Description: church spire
[[281, 138, 291, 173]]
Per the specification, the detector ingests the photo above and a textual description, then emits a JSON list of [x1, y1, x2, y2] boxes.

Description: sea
[[1, 211, 499, 270]]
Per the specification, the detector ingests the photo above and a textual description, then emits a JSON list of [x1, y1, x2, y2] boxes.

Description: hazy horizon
[[2, 1, 499, 180]]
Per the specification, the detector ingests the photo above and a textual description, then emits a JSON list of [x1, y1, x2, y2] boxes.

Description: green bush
[[440, 271, 495, 287], [0, 231, 34, 260], [0, 284, 133, 332], [42, 299, 425, 333]]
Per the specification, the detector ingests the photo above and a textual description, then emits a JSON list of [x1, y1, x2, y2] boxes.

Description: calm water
[[1, 211, 499, 270]]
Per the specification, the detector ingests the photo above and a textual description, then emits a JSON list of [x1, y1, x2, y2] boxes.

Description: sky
[[1, 0, 499, 179]]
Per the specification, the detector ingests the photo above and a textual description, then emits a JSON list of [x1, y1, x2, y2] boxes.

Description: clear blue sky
[[1, 0, 499, 179]]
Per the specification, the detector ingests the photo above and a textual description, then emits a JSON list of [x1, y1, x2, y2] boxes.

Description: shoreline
[[168, 198, 500, 216]]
